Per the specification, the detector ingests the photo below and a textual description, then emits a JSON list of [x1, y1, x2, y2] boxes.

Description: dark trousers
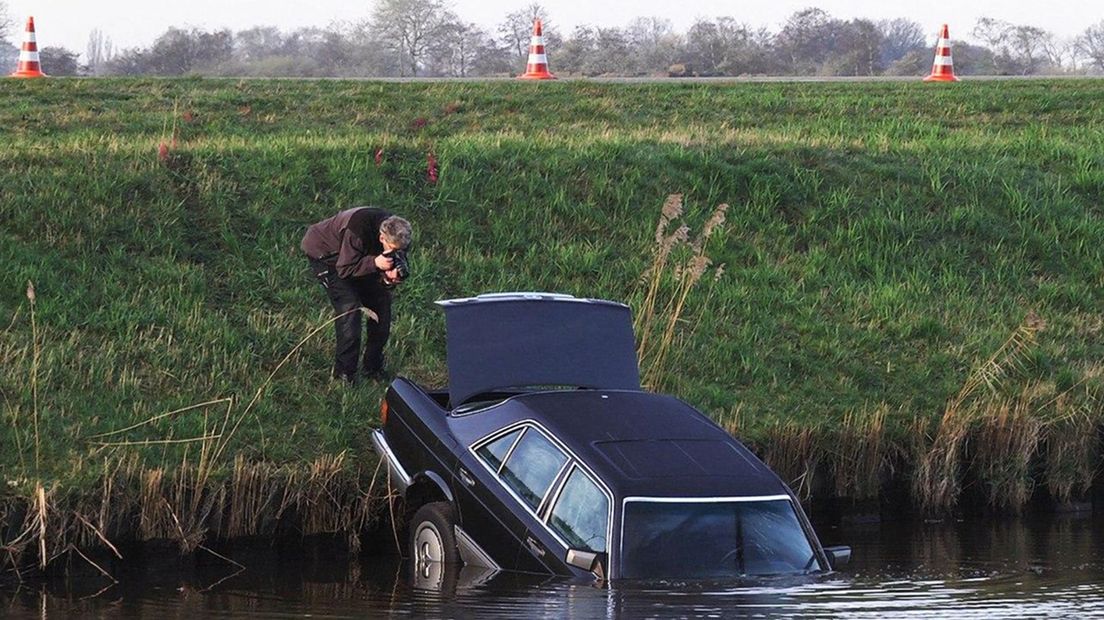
[[309, 258, 392, 381]]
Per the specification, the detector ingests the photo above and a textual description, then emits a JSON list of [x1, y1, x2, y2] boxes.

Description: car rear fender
[[405, 470, 455, 511]]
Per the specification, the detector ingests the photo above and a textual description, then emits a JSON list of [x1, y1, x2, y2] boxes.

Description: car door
[[457, 424, 570, 574], [453, 427, 527, 571], [524, 463, 612, 577]]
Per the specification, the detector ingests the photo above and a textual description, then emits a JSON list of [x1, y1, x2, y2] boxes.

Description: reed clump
[[757, 421, 821, 501], [831, 404, 890, 500], [635, 194, 728, 391], [1043, 390, 1100, 505], [0, 456, 388, 580], [913, 312, 1045, 513], [972, 387, 1046, 512]]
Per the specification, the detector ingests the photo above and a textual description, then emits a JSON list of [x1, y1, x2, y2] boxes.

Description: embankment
[[1, 78, 1102, 574]]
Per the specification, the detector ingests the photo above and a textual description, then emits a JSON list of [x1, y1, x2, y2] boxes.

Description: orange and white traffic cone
[[923, 24, 958, 82], [10, 16, 46, 78], [518, 18, 555, 80]]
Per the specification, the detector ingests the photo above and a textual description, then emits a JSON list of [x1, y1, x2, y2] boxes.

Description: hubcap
[[414, 522, 444, 565]]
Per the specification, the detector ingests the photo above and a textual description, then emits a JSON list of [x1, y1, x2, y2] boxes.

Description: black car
[[371, 292, 849, 582]]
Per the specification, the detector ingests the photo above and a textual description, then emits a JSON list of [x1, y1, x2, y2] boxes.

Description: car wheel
[[410, 501, 462, 571]]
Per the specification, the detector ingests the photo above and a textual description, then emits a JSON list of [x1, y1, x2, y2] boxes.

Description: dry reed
[[832, 405, 889, 500], [913, 312, 1044, 513], [1044, 394, 1099, 504], [759, 421, 821, 501], [972, 387, 1045, 512], [635, 194, 729, 390]]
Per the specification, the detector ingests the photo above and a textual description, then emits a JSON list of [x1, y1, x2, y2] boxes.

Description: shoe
[[362, 368, 394, 383], [332, 371, 359, 385]]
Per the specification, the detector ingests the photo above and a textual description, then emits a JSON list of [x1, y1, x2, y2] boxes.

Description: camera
[[383, 249, 410, 283]]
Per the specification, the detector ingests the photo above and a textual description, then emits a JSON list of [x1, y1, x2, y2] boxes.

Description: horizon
[[4, 0, 1101, 57]]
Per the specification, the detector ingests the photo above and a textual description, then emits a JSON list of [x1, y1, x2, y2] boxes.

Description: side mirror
[[566, 549, 608, 578], [823, 545, 851, 569]]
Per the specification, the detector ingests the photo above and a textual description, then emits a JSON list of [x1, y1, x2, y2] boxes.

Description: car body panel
[[437, 293, 641, 406]]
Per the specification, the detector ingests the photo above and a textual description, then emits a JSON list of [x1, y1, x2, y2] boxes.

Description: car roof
[[486, 390, 789, 499]]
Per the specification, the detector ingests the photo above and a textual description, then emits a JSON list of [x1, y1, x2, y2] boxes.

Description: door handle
[[459, 468, 475, 487], [526, 535, 546, 558]]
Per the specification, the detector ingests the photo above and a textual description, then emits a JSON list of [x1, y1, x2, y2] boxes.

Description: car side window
[[475, 428, 523, 472], [548, 467, 608, 552], [499, 429, 568, 511]]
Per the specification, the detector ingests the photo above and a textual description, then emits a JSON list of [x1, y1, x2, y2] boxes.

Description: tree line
[[2, 1, 1104, 77]]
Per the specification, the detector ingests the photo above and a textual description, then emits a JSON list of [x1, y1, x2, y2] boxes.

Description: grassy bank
[[1, 78, 1103, 563]]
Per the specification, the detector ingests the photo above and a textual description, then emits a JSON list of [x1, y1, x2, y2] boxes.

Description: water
[[4, 513, 1104, 618]]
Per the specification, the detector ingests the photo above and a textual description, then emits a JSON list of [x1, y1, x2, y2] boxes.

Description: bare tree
[[877, 18, 925, 66], [973, 17, 1057, 74], [86, 29, 114, 75], [0, 1, 12, 43], [498, 3, 555, 63], [626, 17, 680, 74], [431, 17, 490, 76], [827, 19, 884, 76], [370, 0, 447, 76], [1074, 21, 1104, 72], [774, 8, 836, 74], [235, 26, 285, 62]]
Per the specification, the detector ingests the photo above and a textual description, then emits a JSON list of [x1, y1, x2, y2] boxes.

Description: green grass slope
[[1, 78, 1102, 494]]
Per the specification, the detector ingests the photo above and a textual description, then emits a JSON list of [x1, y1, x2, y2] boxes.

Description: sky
[[5, 0, 1101, 56]]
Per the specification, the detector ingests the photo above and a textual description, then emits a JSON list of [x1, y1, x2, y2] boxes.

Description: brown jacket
[[301, 207, 391, 278]]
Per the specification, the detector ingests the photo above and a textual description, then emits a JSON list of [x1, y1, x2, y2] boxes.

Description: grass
[[0, 78, 1103, 553]]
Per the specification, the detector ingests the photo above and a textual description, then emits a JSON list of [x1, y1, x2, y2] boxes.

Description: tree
[[557, 25, 596, 75], [498, 3, 554, 63], [825, 19, 884, 76], [878, 18, 926, 67], [626, 17, 681, 75], [948, 42, 997, 75], [682, 17, 772, 76], [104, 27, 233, 75], [973, 18, 1057, 74], [1074, 21, 1104, 72], [370, 0, 447, 77], [0, 1, 11, 43], [430, 18, 489, 77], [774, 8, 836, 74], [85, 29, 114, 75], [39, 46, 80, 75], [235, 26, 286, 62]]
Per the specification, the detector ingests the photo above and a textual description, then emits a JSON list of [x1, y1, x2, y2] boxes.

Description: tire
[[409, 502, 462, 567]]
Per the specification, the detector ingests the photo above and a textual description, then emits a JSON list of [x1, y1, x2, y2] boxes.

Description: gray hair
[[380, 215, 412, 249]]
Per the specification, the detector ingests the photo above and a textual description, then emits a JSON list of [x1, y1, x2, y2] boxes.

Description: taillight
[[380, 398, 390, 425]]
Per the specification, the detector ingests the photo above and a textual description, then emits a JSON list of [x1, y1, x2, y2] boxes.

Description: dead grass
[[635, 194, 728, 390], [832, 404, 890, 500], [913, 312, 1045, 513], [972, 387, 1046, 512], [758, 421, 821, 501], [1044, 392, 1100, 504]]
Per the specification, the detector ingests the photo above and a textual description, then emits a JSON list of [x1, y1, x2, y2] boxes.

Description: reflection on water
[[3, 513, 1104, 618]]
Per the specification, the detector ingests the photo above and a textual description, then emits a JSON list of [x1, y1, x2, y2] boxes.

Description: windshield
[[620, 498, 821, 579]]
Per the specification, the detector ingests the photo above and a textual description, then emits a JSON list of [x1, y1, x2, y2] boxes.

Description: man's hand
[[374, 254, 394, 271], [383, 268, 402, 284]]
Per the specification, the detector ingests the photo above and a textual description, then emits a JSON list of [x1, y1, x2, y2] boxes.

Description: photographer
[[301, 207, 412, 383]]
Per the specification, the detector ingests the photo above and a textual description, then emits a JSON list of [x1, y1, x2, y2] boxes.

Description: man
[[301, 207, 412, 383]]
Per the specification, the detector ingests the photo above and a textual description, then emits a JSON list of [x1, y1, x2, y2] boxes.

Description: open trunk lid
[[436, 292, 641, 406]]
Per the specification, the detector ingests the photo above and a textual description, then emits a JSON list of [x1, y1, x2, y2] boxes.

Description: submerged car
[[371, 292, 850, 581]]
